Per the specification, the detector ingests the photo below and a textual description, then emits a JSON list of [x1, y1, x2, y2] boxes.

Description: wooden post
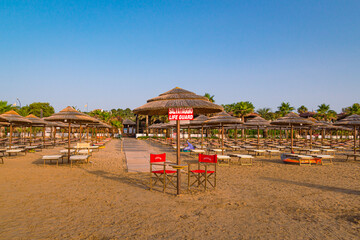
[[176, 120, 181, 195], [235, 125, 237, 146], [257, 125, 260, 149], [291, 125, 294, 153], [68, 122, 71, 162], [145, 115, 149, 136], [9, 124, 13, 149], [354, 126, 357, 155], [309, 127, 313, 149], [221, 123, 224, 155], [201, 125, 204, 149], [53, 127, 57, 145], [29, 126, 33, 146], [79, 125, 82, 142]]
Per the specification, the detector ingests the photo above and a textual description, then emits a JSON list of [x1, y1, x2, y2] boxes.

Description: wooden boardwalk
[[123, 138, 156, 173]]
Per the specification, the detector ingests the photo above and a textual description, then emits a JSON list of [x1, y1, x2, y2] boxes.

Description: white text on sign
[[168, 108, 194, 121]]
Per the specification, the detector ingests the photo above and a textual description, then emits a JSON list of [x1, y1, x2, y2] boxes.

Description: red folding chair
[[149, 153, 177, 192], [188, 153, 217, 191]]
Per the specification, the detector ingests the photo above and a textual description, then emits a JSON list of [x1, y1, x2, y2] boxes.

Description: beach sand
[[1, 139, 359, 239]]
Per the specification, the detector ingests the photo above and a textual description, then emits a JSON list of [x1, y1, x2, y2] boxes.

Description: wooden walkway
[[123, 138, 156, 173]]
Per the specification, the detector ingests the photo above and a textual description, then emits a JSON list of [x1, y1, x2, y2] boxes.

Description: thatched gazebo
[[44, 106, 98, 161], [334, 114, 360, 158], [205, 112, 243, 154], [133, 87, 223, 195], [0, 110, 32, 148], [122, 119, 136, 137], [271, 112, 313, 152], [244, 116, 270, 148], [25, 114, 48, 146]]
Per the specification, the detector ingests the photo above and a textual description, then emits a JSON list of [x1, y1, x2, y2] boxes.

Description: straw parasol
[[271, 112, 313, 152], [189, 115, 210, 148], [244, 116, 270, 148], [133, 87, 223, 195], [334, 114, 360, 156], [25, 114, 48, 146], [44, 106, 98, 161], [0, 110, 32, 148], [205, 112, 243, 154]]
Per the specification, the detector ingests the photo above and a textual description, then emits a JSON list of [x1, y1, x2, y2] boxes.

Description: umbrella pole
[[79, 125, 82, 142], [53, 127, 57, 145], [310, 127, 313, 149], [291, 125, 294, 153], [188, 126, 190, 140], [43, 126, 46, 146], [279, 127, 282, 145], [354, 126, 357, 155], [235, 126, 237, 146], [257, 126, 260, 149], [201, 125, 204, 149], [87, 126, 89, 142], [221, 123, 224, 155], [68, 122, 71, 162], [176, 119, 181, 195], [30, 126, 32, 146], [9, 124, 13, 149]]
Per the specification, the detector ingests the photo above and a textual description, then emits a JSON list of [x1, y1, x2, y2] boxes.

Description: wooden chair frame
[[149, 153, 177, 193], [188, 154, 217, 191]]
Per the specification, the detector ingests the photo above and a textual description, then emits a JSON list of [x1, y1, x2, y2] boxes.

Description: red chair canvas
[[149, 153, 177, 192], [188, 153, 217, 191]]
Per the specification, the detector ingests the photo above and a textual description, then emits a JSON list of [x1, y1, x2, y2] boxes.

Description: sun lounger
[[42, 155, 64, 166], [344, 153, 360, 161], [228, 154, 254, 166], [60, 149, 75, 155], [217, 155, 231, 166], [310, 154, 334, 165], [6, 149, 26, 156], [69, 155, 91, 167], [266, 149, 281, 158], [190, 149, 206, 155], [321, 149, 336, 155], [247, 149, 266, 156]]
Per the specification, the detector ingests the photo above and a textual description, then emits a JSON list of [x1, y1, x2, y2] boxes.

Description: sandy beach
[[1, 138, 360, 239]]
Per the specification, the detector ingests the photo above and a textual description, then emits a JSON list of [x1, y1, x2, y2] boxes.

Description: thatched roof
[[189, 115, 210, 126], [133, 87, 223, 115], [123, 119, 136, 125], [271, 112, 314, 126], [205, 112, 243, 126], [334, 114, 360, 126], [44, 106, 98, 124], [244, 116, 270, 126], [0, 110, 32, 125], [25, 114, 48, 126]]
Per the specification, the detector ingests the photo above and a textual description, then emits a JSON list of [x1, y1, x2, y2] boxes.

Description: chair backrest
[[199, 153, 217, 163], [150, 153, 166, 163]]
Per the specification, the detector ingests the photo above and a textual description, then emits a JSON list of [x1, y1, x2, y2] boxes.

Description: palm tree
[[297, 105, 308, 114], [343, 103, 360, 115], [315, 104, 337, 121], [204, 93, 215, 103], [0, 101, 13, 114], [256, 108, 273, 120], [277, 102, 295, 117], [232, 101, 255, 121]]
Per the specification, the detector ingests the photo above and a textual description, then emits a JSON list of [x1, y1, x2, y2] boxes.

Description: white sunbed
[[69, 155, 91, 167], [228, 154, 254, 166], [42, 155, 64, 166]]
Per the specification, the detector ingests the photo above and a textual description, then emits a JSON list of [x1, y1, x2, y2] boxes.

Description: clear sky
[[1, 0, 359, 113]]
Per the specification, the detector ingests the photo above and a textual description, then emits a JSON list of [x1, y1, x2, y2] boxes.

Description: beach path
[[123, 138, 157, 172]]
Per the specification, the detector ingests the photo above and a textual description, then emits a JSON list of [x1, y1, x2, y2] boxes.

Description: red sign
[[168, 108, 193, 121]]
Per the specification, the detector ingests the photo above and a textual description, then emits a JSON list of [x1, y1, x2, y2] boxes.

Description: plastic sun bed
[[69, 155, 91, 167], [228, 154, 254, 166]]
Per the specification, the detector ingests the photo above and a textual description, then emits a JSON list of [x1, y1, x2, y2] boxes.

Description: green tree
[[297, 105, 308, 114], [256, 108, 274, 120], [342, 103, 360, 115], [0, 101, 14, 114], [204, 93, 215, 103], [277, 102, 295, 117], [17, 106, 31, 116], [230, 101, 255, 121], [28, 102, 55, 117], [315, 103, 337, 121]]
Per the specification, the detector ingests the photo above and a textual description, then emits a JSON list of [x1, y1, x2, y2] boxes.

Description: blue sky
[[1, 0, 359, 113]]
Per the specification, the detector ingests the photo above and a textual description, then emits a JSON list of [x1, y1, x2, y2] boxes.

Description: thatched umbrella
[[133, 87, 223, 195], [189, 115, 210, 148], [271, 112, 313, 152], [334, 114, 360, 156], [44, 107, 98, 161], [243, 116, 270, 148], [205, 112, 243, 155], [25, 114, 48, 146], [0, 110, 32, 149]]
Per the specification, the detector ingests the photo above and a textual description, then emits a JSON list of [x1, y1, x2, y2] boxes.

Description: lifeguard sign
[[168, 108, 193, 121]]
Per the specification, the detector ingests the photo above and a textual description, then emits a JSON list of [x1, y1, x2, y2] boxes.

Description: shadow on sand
[[261, 177, 360, 196]]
